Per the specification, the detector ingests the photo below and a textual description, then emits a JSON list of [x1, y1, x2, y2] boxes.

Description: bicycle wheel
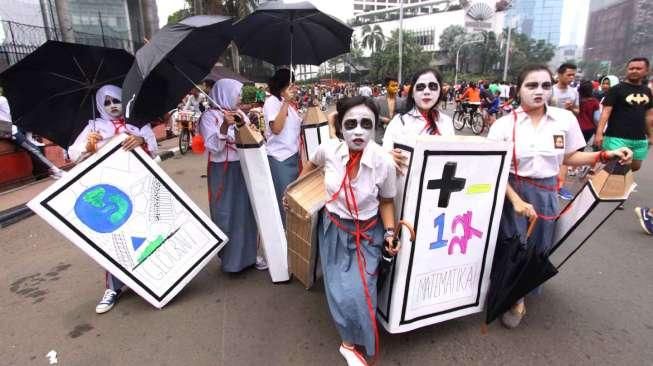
[[471, 113, 485, 135], [179, 128, 190, 155], [453, 112, 465, 130]]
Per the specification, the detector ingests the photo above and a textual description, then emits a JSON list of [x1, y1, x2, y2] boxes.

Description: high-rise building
[[584, 0, 653, 72], [506, 0, 563, 46], [353, 0, 434, 16]]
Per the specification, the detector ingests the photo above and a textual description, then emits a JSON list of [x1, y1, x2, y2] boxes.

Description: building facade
[[506, 0, 563, 46], [584, 0, 653, 72]]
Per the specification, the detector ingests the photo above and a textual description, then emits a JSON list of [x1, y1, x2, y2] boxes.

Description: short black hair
[[578, 80, 594, 98], [628, 57, 650, 68], [384, 75, 398, 86], [268, 69, 295, 100], [557, 63, 577, 74], [334, 96, 379, 139], [403, 68, 446, 114]]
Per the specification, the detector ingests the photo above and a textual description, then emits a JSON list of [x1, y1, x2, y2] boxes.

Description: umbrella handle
[[391, 220, 415, 249], [526, 217, 537, 239]]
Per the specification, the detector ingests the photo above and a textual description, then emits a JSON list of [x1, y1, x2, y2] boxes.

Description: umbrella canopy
[[122, 15, 233, 123], [233, 1, 353, 66], [485, 220, 558, 324], [0, 41, 134, 147], [206, 65, 252, 84]]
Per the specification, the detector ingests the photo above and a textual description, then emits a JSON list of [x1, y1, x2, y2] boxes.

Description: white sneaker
[[339, 344, 368, 366], [95, 289, 119, 314], [255, 256, 268, 271]]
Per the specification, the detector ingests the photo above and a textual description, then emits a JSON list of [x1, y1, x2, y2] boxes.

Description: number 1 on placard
[[429, 213, 448, 249]]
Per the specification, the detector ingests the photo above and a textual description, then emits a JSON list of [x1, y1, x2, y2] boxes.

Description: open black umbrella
[[122, 15, 233, 123], [0, 41, 134, 147], [233, 1, 353, 67], [485, 219, 559, 324]]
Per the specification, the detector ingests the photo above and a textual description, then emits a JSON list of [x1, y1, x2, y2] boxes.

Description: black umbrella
[[485, 219, 559, 324], [122, 15, 233, 123], [233, 1, 353, 67], [0, 41, 134, 147]]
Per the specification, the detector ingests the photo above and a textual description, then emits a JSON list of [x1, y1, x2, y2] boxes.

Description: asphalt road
[[2, 107, 652, 366]]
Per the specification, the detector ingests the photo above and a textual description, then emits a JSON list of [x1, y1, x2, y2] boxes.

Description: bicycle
[[453, 101, 484, 135], [176, 110, 200, 155]]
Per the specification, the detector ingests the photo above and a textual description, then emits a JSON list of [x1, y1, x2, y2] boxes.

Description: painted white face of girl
[[413, 72, 440, 111], [341, 104, 375, 151], [519, 70, 553, 110], [104, 95, 123, 118]]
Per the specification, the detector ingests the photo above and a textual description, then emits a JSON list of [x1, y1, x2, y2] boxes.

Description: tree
[[361, 24, 385, 52], [507, 32, 555, 78], [438, 25, 467, 63], [370, 29, 431, 83]]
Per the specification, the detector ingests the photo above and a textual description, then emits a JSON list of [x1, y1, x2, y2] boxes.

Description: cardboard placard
[[378, 135, 511, 333], [236, 124, 290, 282], [301, 106, 331, 161], [27, 134, 228, 308]]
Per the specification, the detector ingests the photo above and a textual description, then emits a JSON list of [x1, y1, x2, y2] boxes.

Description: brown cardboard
[[590, 161, 635, 200], [235, 123, 264, 146], [303, 106, 327, 126]]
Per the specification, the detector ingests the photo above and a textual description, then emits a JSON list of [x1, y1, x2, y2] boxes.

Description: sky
[[156, 0, 352, 28]]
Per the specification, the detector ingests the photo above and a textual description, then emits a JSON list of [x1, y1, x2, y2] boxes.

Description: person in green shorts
[[596, 57, 653, 171]]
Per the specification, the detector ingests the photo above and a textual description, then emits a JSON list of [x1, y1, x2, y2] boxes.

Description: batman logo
[[625, 93, 650, 105]]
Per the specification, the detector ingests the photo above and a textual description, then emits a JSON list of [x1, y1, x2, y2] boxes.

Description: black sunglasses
[[104, 98, 121, 106], [415, 82, 439, 92], [523, 82, 553, 90], [343, 118, 374, 130]]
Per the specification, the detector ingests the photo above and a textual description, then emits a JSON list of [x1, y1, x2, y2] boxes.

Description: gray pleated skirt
[[207, 160, 257, 272], [268, 153, 299, 227]]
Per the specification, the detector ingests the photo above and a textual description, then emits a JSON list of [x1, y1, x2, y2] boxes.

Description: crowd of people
[[2, 55, 651, 365]]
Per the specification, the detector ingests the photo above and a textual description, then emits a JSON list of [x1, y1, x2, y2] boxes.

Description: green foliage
[[167, 8, 192, 25], [241, 85, 257, 104], [369, 29, 431, 83], [361, 24, 385, 52]]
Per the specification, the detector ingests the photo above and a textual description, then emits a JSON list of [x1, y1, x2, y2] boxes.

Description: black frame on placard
[[39, 144, 225, 302], [398, 150, 506, 325], [301, 121, 329, 158]]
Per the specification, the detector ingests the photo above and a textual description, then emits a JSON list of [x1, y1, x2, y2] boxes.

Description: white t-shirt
[[311, 139, 396, 221], [500, 84, 510, 99], [382, 108, 455, 150], [358, 86, 373, 97], [263, 96, 302, 161], [487, 106, 586, 179], [550, 84, 579, 109]]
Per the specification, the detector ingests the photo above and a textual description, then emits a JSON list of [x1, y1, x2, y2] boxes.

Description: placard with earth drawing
[[28, 134, 228, 308]]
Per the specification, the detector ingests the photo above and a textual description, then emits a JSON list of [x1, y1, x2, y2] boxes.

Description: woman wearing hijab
[[263, 69, 301, 228], [382, 68, 455, 172], [67, 84, 157, 314], [297, 96, 397, 365], [199, 78, 259, 273], [487, 65, 632, 328]]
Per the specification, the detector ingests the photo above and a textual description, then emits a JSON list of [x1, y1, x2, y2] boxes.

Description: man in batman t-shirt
[[596, 57, 653, 171]]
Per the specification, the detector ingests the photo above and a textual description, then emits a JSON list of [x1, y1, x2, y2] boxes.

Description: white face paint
[[519, 70, 553, 110], [104, 95, 123, 118], [413, 72, 440, 111], [341, 104, 375, 151]]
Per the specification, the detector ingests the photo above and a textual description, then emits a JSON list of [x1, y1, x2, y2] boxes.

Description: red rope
[[419, 110, 441, 135], [511, 110, 572, 221], [325, 149, 381, 364]]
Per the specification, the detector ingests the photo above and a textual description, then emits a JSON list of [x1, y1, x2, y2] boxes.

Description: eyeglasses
[[414, 82, 439, 92], [343, 118, 374, 130], [523, 82, 553, 90], [104, 98, 121, 106]]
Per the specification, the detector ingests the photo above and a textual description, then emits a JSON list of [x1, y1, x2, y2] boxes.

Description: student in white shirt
[[383, 68, 455, 172], [296, 96, 397, 365], [199, 79, 260, 274], [67, 85, 157, 315], [263, 69, 302, 226], [487, 65, 632, 329]]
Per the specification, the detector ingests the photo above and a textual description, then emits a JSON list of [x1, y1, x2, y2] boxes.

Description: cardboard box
[[285, 168, 326, 289], [377, 135, 511, 333], [236, 124, 290, 282], [549, 161, 635, 268], [301, 106, 331, 161]]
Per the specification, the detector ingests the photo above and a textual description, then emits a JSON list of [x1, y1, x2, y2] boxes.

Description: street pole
[[398, 0, 404, 86], [454, 40, 483, 86], [502, 19, 515, 81]]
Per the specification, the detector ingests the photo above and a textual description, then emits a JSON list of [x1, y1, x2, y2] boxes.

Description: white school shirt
[[487, 106, 586, 179], [382, 107, 455, 150], [263, 96, 302, 161], [311, 139, 397, 221], [68, 119, 157, 162], [199, 108, 249, 163]]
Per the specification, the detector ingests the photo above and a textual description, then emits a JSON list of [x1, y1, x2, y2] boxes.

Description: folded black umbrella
[[122, 15, 233, 123], [233, 1, 353, 66], [0, 41, 134, 147], [485, 219, 558, 324]]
